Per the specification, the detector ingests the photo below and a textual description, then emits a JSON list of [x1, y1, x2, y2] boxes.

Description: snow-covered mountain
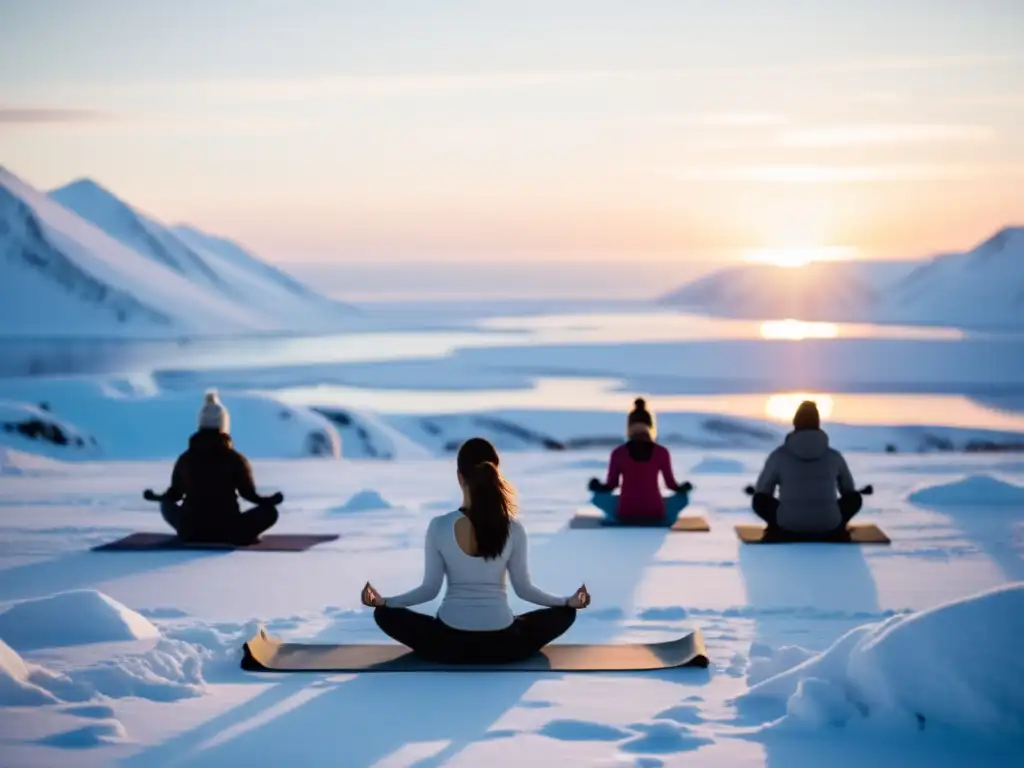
[[661, 229, 1024, 329], [48, 178, 356, 332], [659, 260, 913, 322], [0, 168, 263, 336], [881, 228, 1024, 329], [0, 167, 355, 338]]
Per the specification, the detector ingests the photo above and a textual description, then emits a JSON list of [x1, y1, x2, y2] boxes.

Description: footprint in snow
[[619, 721, 713, 754], [538, 719, 633, 742]]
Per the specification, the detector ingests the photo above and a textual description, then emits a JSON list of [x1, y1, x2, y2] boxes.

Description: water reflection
[[759, 319, 838, 340], [278, 377, 1024, 431], [764, 393, 834, 420]]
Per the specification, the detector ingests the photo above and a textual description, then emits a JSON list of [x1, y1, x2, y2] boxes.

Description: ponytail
[[456, 438, 516, 560]]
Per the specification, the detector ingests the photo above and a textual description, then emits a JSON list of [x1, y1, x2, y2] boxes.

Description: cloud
[[668, 163, 1024, 184], [675, 113, 791, 127], [780, 124, 995, 148], [0, 107, 107, 124]]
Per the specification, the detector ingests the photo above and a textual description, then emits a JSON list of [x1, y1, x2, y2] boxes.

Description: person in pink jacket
[[588, 399, 692, 526]]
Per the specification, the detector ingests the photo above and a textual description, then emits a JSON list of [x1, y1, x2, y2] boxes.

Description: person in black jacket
[[143, 391, 282, 544]]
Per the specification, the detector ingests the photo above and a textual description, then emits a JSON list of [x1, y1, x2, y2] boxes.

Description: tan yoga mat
[[241, 626, 710, 672], [569, 515, 710, 532], [93, 533, 339, 552], [735, 523, 891, 545]]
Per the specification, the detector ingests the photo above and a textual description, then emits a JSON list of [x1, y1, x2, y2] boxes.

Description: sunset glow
[[764, 393, 835, 422]]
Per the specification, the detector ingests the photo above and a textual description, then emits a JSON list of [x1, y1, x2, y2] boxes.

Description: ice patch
[[908, 474, 1024, 507], [737, 583, 1024, 736], [38, 720, 128, 749], [0, 589, 159, 650], [690, 456, 745, 475], [331, 490, 394, 513], [60, 704, 117, 719], [653, 704, 703, 725]]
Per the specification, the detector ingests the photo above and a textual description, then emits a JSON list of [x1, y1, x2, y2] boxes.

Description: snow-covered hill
[[660, 229, 1024, 329], [882, 228, 1024, 329], [0, 168, 262, 337], [659, 261, 913, 322]]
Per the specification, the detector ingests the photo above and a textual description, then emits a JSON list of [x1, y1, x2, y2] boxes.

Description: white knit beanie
[[197, 389, 230, 433]]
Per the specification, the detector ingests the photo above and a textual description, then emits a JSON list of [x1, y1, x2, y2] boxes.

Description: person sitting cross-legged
[[363, 437, 590, 665], [143, 391, 281, 545], [751, 400, 862, 537]]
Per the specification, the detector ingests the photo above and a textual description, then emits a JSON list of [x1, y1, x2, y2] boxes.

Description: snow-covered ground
[[0, 450, 1022, 766]]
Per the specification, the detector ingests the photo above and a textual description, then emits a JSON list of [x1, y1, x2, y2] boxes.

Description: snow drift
[[0, 590, 160, 650], [738, 583, 1024, 736], [907, 474, 1024, 507]]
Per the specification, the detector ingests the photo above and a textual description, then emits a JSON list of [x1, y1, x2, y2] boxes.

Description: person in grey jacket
[[751, 400, 862, 535]]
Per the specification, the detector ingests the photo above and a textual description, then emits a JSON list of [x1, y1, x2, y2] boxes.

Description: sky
[[1, 0, 1023, 265]]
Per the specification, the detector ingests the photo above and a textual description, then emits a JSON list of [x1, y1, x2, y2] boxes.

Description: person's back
[[590, 398, 688, 523], [753, 401, 857, 534], [609, 440, 676, 519], [421, 510, 549, 630], [148, 391, 281, 544], [174, 429, 250, 519], [364, 437, 590, 664]]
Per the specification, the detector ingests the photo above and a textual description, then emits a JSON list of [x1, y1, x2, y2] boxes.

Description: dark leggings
[[160, 499, 278, 544], [374, 605, 577, 664], [751, 492, 862, 535]]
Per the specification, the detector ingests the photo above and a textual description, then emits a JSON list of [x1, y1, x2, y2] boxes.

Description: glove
[[143, 489, 161, 502], [678, 481, 694, 493], [587, 478, 604, 493], [267, 491, 285, 505], [743, 485, 755, 496]]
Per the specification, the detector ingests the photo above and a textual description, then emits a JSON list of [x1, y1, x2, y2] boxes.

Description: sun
[[743, 246, 857, 269]]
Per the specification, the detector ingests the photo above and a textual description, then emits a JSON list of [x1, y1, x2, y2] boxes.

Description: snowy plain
[[2, 165, 1023, 765], [1, 448, 1023, 767]]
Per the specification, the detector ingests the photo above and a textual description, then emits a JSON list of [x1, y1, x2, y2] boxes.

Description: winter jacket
[[597, 440, 681, 519], [163, 429, 266, 522], [754, 429, 856, 533]]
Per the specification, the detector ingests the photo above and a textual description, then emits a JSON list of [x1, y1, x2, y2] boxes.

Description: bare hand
[[567, 583, 591, 609], [361, 582, 385, 608]]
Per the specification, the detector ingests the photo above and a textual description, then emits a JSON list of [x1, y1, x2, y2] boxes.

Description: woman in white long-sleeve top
[[362, 437, 591, 664]]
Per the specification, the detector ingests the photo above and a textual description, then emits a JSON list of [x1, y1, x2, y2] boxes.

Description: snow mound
[[0, 445, 69, 475], [738, 583, 1024, 736], [0, 590, 159, 650], [0, 638, 59, 706], [334, 490, 394, 513], [690, 456, 746, 475], [907, 474, 1024, 507]]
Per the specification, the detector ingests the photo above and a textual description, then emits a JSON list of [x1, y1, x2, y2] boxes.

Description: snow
[[0, 377, 342, 460], [0, 167, 355, 338], [0, 590, 159, 650], [690, 456, 747, 475], [333, 490, 394, 513], [907, 474, 1024, 507], [737, 584, 1024, 737], [0, 446, 1021, 765]]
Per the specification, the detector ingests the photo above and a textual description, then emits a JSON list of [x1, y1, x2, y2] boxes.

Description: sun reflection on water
[[760, 319, 839, 340], [764, 393, 835, 421]]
